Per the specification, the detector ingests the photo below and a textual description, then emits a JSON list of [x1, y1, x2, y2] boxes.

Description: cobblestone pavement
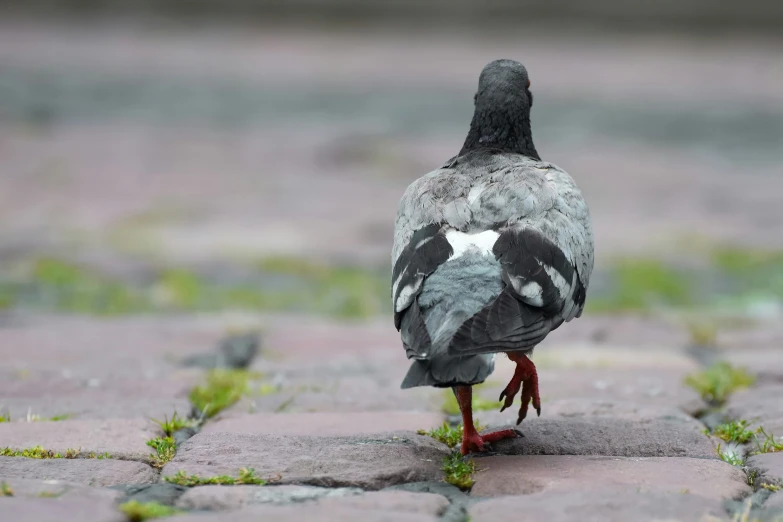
[[2, 314, 783, 521]]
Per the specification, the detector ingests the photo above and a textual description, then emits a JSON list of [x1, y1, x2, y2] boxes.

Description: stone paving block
[[204, 412, 445, 437], [0, 477, 122, 501], [176, 484, 363, 510], [0, 457, 156, 486], [748, 453, 783, 483], [479, 367, 707, 415], [163, 432, 449, 490], [0, 419, 159, 461], [469, 487, 730, 522], [541, 316, 691, 348], [172, 504, 438, 522], [469, 455, 749, 499], [726, 384, 783, 435], [0, 497, 125, 522], [476, 414, 713, 458], [317, 490, 449, 516]]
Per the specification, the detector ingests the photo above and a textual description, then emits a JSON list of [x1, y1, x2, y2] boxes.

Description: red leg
[[498, 352, 541, 425], [454, 385, 520, 456]]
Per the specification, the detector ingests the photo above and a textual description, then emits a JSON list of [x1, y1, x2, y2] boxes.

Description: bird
[[391, 59, 594, 456]]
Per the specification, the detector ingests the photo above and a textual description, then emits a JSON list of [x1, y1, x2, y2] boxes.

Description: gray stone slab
[[172, 504, 438, 522], [0, 457, 156, 486], [748, 452, 783, 483], [176, 484, 364, 510], [469, 487, 730, 522], [0, 477, 122, 501], [469, 455, 750, 499], [726, 385, 783, 436], [476, 416, 714, 458], [0, 497, 125, 522], [317, 490, 449, 516], [163, 432, 449, 490], [203, 412, 445, 437], [0, 419, 159, 462]]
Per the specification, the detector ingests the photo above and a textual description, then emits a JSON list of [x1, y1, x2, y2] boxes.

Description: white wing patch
[[445, 230, 500, 260]]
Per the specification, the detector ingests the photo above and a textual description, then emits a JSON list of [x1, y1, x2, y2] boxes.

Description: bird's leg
[[498, 352, 541, 425], [454, 385, 520, 456]]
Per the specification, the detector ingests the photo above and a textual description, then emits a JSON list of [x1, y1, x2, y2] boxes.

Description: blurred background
[[0, 1, 782, 326]]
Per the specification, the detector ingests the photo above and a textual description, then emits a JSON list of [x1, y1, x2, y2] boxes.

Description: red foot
[[498, 352, 541, 425], [460, 428, 521, 455]]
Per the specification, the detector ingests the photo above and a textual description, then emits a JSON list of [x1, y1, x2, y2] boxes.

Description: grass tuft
[[146, 437, 177, 469], [0, 446, 79, 459], [418, 423, 463, 449], [712, 420, 757, 444], [0, 481, 13, 497], [716, 443, 745, 467], [189, 369, 252, 418], [762, 483, 782, 492], [442, 453, 475, 490], [163, 467, 266, 487], [0, 412, 9, 423], [684, 362, 755, 405], [752, 427, 783, 454], [88, 452, 112, 459], [118, 501, 181, 521], [151, 412, 196, 437]]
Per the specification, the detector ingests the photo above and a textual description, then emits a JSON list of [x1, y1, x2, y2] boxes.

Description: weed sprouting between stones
[[716, 443, 745, 467], [163, 468, 266, 487], [762, 483, 782, 492], [0, 446, 79, 459], [150, 412, 196, 437], [710, 420, 757, 444], [418, 423, 463, 449], [189, 369, 253, 418], [684, 361, 755, 405], [0, 412, 10, 423], [146, 437, 177, 469], [118, 500, 181, 521], [442, 453, 476, 490], [37, 491, 65, 498], [88, 452, 112, 459], [752, 427, 783, 454], [0, 482, 13, 497]]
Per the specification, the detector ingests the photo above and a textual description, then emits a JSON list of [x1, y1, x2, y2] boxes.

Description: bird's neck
[[459, 105, 540, 160]]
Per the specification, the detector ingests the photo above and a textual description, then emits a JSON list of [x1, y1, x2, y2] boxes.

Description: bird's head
[[474, 59, 533, 111], [461, 59, 539, 159]]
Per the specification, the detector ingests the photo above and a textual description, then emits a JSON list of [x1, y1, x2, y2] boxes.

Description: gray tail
[[400, 360, 437, 389], [400, 356, 493, 389]]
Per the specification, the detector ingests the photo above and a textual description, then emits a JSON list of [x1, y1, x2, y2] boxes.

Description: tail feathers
[[400, 355, 494, 389]]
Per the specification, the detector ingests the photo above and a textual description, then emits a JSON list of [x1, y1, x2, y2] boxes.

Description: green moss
[[0, 412, 9, 423], [441, 386, 502, 416], [118, 501, 181, 521], [87, 452, 112, 459], [0, 481, 13, 497], [684, 362, 755, 405], [711, 420, 756, 444], [37, 490, 65, 498], [189, 369, 252, 418], [418, 423, 463, 449], [0, 446, 79, 458], [151, 412, 196, 437], [163, 467, 266, 486], [146, 437, 176, 468], [586, 259, 692, 313], [763, 483, 782, 492], [48, 414, 71, 421], [442, 453, 475, 490]]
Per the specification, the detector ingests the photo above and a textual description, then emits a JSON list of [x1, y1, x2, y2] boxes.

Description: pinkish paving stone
[[176, 484, 363, 510], [162, 432, 449, 490], [469, 486, 730, 522], [316, 490, 449, 516], [203, 412, 445, 437], [475, 415, 713, 457], [725, 384, 783, 435], [0, 477, 123, 501], [747, 452, 783, 483], [172, 504, 438, 522], [541, 316, 692, 348], [469, 455, 749, 499], [722, 348, 783, 382], [0, 419, 159, 462], [0, 457, 156, 486], [0, 497, 126, 522]]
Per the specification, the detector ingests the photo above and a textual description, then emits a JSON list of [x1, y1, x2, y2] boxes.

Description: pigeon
[[391, 59, 594, 455]]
